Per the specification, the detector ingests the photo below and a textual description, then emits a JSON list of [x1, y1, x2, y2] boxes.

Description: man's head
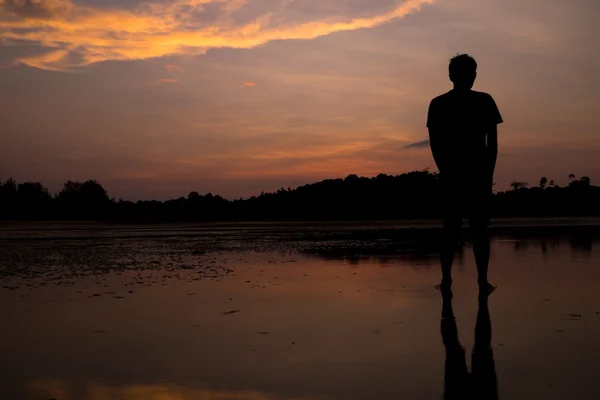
[[449, 54, 477, 90]]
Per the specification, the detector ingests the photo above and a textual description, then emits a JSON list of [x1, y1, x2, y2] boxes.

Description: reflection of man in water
[[441, 289, 498, 400], [427, 54, 503, 291]]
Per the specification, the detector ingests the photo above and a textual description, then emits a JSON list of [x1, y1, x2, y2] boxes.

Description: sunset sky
[[1, 0, 598, 200]]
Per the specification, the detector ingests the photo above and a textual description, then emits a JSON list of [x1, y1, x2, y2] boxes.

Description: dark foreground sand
[[1, 222, 600, 400]]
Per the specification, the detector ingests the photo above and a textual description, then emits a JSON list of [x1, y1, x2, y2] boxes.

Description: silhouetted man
[[427, 54, 503, 291]]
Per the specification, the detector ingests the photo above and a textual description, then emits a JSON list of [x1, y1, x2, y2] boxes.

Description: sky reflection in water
[[1, 227, 600, 400]]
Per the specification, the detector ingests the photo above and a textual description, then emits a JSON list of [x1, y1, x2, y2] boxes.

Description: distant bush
[[0, 172, 598, 221]]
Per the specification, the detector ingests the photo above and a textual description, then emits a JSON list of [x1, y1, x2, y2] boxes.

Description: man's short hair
[[449, 54, 477, 76]]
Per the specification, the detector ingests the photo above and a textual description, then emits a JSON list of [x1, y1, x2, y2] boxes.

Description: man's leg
[[440, 215, 461, 288], [472, 226, 492, 288], [470, 190, 495, 291]]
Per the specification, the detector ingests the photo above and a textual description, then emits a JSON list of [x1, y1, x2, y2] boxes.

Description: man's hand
[[428, 127, 447, 175]]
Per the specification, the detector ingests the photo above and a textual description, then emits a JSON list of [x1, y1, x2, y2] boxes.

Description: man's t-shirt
[[427, 90, 503, 179]]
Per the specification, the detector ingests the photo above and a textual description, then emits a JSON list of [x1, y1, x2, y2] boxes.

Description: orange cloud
[[0, 0, 436, 71], [241, 82, 256, 87]]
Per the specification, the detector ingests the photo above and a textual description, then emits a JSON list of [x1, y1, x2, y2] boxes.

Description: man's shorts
[[441, 177, 491, 230]]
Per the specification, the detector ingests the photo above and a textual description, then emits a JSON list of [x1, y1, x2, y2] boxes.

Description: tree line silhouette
[[0, 171, 598, 222]]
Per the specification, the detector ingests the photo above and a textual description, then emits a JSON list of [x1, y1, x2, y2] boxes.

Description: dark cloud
[[404, 139, 430, 149], [0, 0, 72, 18], [76, 0, 141, 9]]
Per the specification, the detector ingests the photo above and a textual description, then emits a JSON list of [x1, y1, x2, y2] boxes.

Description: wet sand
[[1, 222, 600, 400]]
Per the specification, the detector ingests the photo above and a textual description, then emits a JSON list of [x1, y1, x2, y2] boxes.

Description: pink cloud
[[164, 64, 183, 73]]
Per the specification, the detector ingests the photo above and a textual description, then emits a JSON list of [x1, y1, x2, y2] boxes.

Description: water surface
[[1, 223, 600, 400]]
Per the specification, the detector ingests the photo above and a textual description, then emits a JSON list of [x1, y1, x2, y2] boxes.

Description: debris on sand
[[566, 313, 582, 320], [222, 310, 241, 315]]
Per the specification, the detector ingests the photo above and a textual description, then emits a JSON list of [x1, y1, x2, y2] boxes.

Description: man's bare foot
[[478, 281, 496, 294]]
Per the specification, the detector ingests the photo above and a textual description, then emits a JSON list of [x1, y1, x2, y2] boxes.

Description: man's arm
[[429, 127, 447, 175], [427, 99, 448, 175], [486, 125, 498, 182], [485, 93, 502, 183]]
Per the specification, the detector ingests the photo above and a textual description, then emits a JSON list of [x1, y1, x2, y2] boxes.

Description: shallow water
[[1, 223, 600, 400]]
